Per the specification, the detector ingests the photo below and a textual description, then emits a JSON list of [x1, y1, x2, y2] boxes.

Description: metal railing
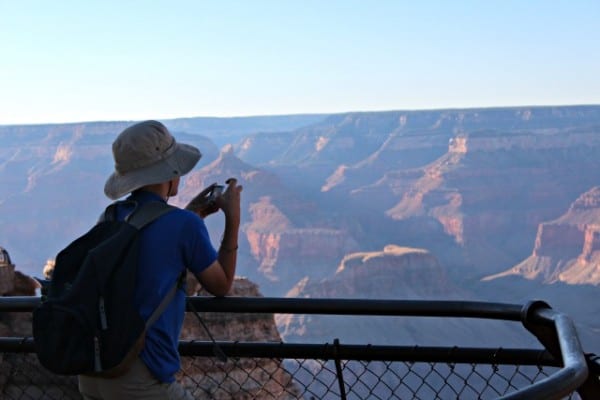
[[0, 296, 598, 399]]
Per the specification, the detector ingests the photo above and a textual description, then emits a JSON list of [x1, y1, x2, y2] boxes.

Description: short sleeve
[[181, 211, 218, 274]]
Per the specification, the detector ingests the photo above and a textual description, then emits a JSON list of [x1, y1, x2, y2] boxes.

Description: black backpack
[[32, 200, 181, 377]]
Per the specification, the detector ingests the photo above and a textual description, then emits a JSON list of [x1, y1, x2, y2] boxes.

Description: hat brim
[[104, 143, 201, 200]]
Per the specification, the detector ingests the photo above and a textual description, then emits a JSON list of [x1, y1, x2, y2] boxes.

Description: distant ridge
[[3, 104, 600, 128], [0, 114, 330, 148]]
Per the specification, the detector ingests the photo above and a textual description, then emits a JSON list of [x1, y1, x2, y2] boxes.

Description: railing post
[[333, 338, 347, 400], [519, 300, 590, 399], [578, 353, 600, 400], [521, 300, 560, 360]]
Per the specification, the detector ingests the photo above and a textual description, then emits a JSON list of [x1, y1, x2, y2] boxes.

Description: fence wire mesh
[[0, 350, 578, 399]]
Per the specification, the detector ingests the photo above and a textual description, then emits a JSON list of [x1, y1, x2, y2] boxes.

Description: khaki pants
[[78, 358, 194, 400]]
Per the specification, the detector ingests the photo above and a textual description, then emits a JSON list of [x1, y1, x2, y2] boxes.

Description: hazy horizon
[[2, 102, 600, 127]]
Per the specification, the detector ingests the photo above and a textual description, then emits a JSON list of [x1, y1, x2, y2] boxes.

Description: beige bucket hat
[[104, 120, 201, 200]]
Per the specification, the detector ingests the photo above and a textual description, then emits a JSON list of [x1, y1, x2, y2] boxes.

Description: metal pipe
[[0, 296, 524, 320], [333, 339, 347, 400], [186, 297, 524, 320], [177, 343, 559, 365], [0, 336, 560, 367], [500, 308, 588, 400], [0, 296, 41, 311]]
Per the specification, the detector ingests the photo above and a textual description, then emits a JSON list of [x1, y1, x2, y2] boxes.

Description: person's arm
[[195, 178, 242, 296]]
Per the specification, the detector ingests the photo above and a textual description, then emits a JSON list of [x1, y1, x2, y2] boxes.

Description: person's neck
[[137, 182, 170, 201]]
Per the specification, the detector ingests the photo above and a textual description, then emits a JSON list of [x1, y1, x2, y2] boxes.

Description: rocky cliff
[[245, 197, 359, 290], [380, 125, 600, 276], [290, 245, 457, 299], [484, 187, 600, 285], [230, 107, 600, 285], [277, 245, 534, 348]]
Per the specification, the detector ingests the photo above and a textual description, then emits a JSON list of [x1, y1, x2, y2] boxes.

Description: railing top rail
[[189, 297, 526, 321], [0, 296, 525, 321]]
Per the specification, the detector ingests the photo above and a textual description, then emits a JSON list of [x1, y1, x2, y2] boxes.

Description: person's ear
[[169, 177, 180, 196]]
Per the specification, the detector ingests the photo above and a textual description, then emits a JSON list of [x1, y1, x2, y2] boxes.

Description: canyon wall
[[485, 187, 600, 285]]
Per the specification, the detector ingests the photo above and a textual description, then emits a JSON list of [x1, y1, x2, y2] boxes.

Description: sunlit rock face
[[382, 125, 600, 276], [485, 187, 600, 285]]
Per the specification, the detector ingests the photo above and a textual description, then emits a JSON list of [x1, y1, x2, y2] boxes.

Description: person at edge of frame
[[78, 120, 242, 400]]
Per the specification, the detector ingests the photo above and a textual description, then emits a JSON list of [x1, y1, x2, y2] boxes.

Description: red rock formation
[[386, 151, 465, 244], [383, 128, 600, 276], [245, 196, 359, 284], [484, 187, 600, 285]]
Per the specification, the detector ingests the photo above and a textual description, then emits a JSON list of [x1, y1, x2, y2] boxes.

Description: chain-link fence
[[0, 348, 579, 399]]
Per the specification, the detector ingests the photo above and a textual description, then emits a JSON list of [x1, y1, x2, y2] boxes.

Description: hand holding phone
[[207, 185, 224, 204], [185, 183, 223, 218]]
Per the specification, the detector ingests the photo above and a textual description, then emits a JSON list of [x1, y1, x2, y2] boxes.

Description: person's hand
[[216, 178, 242, 222], [185, 183, 220, 218]]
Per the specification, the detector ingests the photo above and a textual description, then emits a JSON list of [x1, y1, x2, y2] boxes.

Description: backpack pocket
[[33, 302, 96, 375]]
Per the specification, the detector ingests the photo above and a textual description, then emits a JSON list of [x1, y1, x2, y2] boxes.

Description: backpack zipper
[[94, 336, 103, 372], [98, 296, 108, 330]]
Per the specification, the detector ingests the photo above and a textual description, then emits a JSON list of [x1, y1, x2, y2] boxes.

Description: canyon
[[1, 105, 599, 353]]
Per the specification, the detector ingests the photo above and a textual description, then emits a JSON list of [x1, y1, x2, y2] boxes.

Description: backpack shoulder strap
[[97, 200, 137, 224], [145, 271, 186, 329], [128, 201, 180, 327], [126, 201, 176, 230], [97, 202, 123, 224]]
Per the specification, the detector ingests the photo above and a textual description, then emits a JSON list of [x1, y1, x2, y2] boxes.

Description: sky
[[1, 0, 599, 125]]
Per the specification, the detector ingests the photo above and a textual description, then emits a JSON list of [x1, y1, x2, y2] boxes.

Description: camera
[[208, 185, 224, 202]]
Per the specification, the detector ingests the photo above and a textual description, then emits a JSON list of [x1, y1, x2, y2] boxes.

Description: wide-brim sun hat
[[104, 120, 201, 200]]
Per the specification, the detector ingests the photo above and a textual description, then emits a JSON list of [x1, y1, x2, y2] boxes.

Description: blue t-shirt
[[114, 191, 218, 382]]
